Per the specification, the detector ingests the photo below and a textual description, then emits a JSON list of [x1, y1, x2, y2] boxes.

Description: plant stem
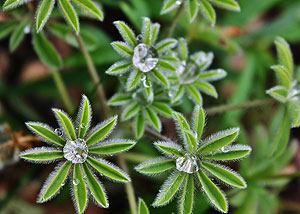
[[50, 68, 74, 114], [167, 4, 184, 37], [205, 98, 275, 115], [117, 155, 137, 214], [74, 34, 109, 119], [144, 127, 170, 141]]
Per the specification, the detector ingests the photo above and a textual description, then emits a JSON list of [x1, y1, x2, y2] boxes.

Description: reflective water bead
[[177, 60, 186, 75], [80, 123, 86, 129], [132, 43, 158, 73], [54, 128, 63, 136], [73, 178, 80, 185], [63, 138, 88, 163], [176, 155, 199, 174]]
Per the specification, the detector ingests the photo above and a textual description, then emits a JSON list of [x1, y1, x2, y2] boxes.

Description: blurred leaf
[[36, 0, 55, 32], [9, 21, 26, 52]]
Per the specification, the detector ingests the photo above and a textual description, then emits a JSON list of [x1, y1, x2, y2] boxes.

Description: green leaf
[[161, 0, 179, 14], [87, 156, 130, 182], [58, 0, 79, 32], [145, 107, 161, 132], [113, 21, 137, 47], [36, 0, 55, 32], [82, 163, 108, 208], [73, 164, 87, 214], [269, 109, 291, 158], [171, 85, 185, 103], [198, 128, 240, 153], [194, 81, 218, 98], [111, 41, 134, 57], [32, 31, 62, 68], [202, 145, 251, 160], [2, 0, 29, 10], [179, 174, 194, 214], [143, 75, 153, 101], [88, 139, 136, 155], [196, 169, 227, 213], [199, 0, 216, 25], [208, 0, 240, 11], [150, 23, 160, 45], [288, 100, 300, 128], [152, 69, 169, 87], [20, 148, 63, 162], [183, 130, 198, 152], [178, 38, 188, 61], [121, 102, 140, 121], [77, 95, 91, 139], [186, 0, 199, 22], [192, 51, 213, 71], [192, 105, 205, 139], [141, 17, 151, 45], [173, 112, 190, 131], [266, 86, 288, 103], [106, 60, 133, 75], [53, 109, 76, 141], [270, 65, 291, 88], [26, 122, 65, 147], [86, 116, 117, 146], [127, 69, 142, 90], [151, 101, 172, 117], [202, 161, 246, 188], [135, 158, 175, 174], [159, 55, 179, 64], [108, 93, 132, 106], [155, 38, 177, 54], [135, 111, 145, 139], [153, 171, 186, 206], [274, 37, 293, 75], [198, 69, 227, 81], [0, 21, 17, 39], [185, 85, 202, 105], [154, 141, 185, 157], [157, 60, 176, 72], [9, 21, 26, 52], [37, 161, 72, 203], [138, 198, 149, 214], [71, 0, 104, 20]]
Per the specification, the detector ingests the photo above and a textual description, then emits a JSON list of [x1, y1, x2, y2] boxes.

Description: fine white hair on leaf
[[206, 144, 252, 162], [134, 157, 175, 177], [113, 20, 136, 48], [106, 60, 133, 76], [184, 0, 199, 23], [121, 103, 140, 121], [154, 141, 183, 158], [150, 23, 160, 45], [202, 127, 240, 148], [25, 121, 65, 147], [88, 139, 136, 156], [75, 94, 92, 137], [52, 108, 76, 140], [172, 112, 190, 152], [86, 115, 118, 144], [35, 0, 55, 32], [152, 171, 186, 207], [155, 38, 178, 54], [88, 157, 130, 183], [20, 146, 63, 164], [125, 69, 142, 91], [176, 176, 196, 214], [3, 0, 33, 10], [191, 105, 207, 139], [37, 161, 71, 203], [111, 41, 133, 58], [70, 173, 89, 214], [57, 0, 80, 33], [160, 0, 181, 14], [141, 17, 152, 41]]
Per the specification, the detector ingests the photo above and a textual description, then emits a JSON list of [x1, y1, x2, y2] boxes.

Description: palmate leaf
[[179, 174, 194, 214], [73, 164, 88, 214], [20, 147, 63, 163], [202, 161, 246, 188], [82, 163, 108, 208], [199, 0, 216, 26], [38, 161, 72, 203], [36, 0, 55, 32], [274, 37, 294, 75], [88, 139, 136, 155], [2, 0, 30, 10], [197, 169, 227, 213], [186, 0, 199, 23], [121, 102, 140, 121], [9, 21, 26, 52], [138, 198, 149, 214], [135, 158, 175, 174], [161, 0, 179, 14], [153, 171, 186, 207], [135, 111, 145, 139], [113, 21, 137, 48], [108, 93, 132, 106], [208, 0, 240, 11], [194, 81, 218, 98], [106, 60, 133, 75], [53, 109, 76, 141], [266, 86, 288, 103], [77, 95, 91, 139], [111, 41, 133, 57], [154, 141, 185, 157], [86, 156, 130, 182], [198, 127, 239, 153], [26, 122, 65, 146], [192, 105, 205, 139], [151, 101, 172, 117], [86, 116, 117, 146], [58, 0, 79, 33], [202, 145, 251, 160], [145, 107, 161, 132], [71, 0, 104, 20]]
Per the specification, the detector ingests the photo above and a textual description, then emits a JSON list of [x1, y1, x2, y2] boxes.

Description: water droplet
[[24, 25, 31, 34], [63, 138, 88, 163], [176, 0, 182, 5], [73, 178, 80, 185], [136, 34, 143, 43], [177, 60, 186, 75], [80, 123, 86, 129], [221, 147, 229, 153], [61, 182, 65, 187], [176, 155, 199, 174], [143, 79, 152, 88], [132, 43, 158, 73], [55, 128, 63, 136]]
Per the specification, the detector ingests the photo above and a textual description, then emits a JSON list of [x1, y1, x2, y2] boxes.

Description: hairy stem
[[167, 4, 184, 37], [206, 98, 275, 115], [117, 155, 137, 214], [50, 68, 74, 114], [74, 34, 109, 119]]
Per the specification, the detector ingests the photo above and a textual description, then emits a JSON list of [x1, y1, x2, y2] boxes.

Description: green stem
[[167, 4, 184, 37], [117, 155, 137, 214], [50, 68, 74, 114], [123, 152, 154, 163], [74, 33, 109, 119], [205, 98, 275, 115]]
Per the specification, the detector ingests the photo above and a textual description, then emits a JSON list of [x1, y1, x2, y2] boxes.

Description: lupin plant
[[136, 106, 251, 213], [20, 95, 136, 213]]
